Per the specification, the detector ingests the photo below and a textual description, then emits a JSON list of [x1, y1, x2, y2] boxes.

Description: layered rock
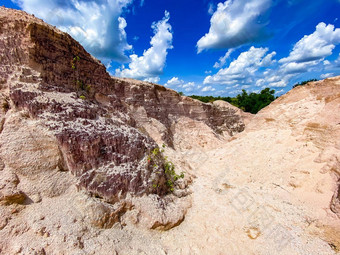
[[0, 7, 170, 205], [0, 5, 246, 239], [111, 78, 245, 145]]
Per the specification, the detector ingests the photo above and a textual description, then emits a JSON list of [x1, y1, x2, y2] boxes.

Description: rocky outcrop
[[213, 100, 254, 126], [111, 78, 245, 145], [0, 7, 171, 205], [0, 5, 246, 239]]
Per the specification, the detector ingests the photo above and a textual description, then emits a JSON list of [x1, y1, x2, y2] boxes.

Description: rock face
[[0, 8, 171, 203], [0, 6, 246, 249], [213, 100, 254, 126], [111, 78, 245, 144]]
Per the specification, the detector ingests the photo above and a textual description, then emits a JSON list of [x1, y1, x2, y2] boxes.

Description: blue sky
[[3, 0, 340, 96]]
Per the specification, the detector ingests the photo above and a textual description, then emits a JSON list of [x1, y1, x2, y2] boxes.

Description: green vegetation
[[190, 87, 276, 114], [235, 88, 276, 114], [292, 79, 318, 88], [76, 80, 91, 93], [79, 95, 86, 100], [148, 144, 184, 192], [188, 79, 320, 114], [71, 56, 80, 70], [164, 160, 184, 192]]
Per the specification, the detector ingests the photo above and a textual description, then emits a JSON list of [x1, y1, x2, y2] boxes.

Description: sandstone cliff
[[0, 6, 340, 255]]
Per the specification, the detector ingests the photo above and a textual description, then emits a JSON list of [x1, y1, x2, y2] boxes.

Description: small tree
[[292, 79, 318, 88]]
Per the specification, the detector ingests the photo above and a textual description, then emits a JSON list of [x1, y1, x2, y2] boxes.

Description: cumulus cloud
[[320, 73, 334, 79], [280, 61, 319, 74], [213, 49, 234, 69], [323, 60, 331, 66], [201, 86, 216, 92], [255, 73, 294, 88], [204, 46, 276, 85], [279, 23, 340, 64], [204, 22, 340, 94], [144, 77, 160, 83], [182, 82, 195, 92], [197, 0, 271, 52], [165, 77, 183, 87], [276, 22, 340, 79], [336, 54, 340, 67], [115, 11, 173, 82], [164, 78, 196, 92], [275, 89, 285, 95], [15, 0, 133, 62]]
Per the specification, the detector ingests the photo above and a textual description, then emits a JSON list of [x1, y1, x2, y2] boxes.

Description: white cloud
[[320, 73, 334, 79], [261, 51, 277, 66], [208, 3, 215, 15], [213, 49, 234, 68], [241, 85, 251, 89], [164, 78, 196, 92], [279, 23, 340, 64], [182, 82, 195, 88], [336, 54, 340, 67], [275, 23, 340, 78], [115, 11, 173, 82], [228, 89, 242, 95], [275, 89, 285, 95], [280, 61, 318, 74], [204, 46, 276, 85], [15, 0, 133, 62], [165, 77, 183, 87], [183, 82, 195, 92], [144, 77, 160, 83], [204, 22, 340, 94], [255, 74, 293, 88], [201, 86, 216, 92], [197, 0, 271, 52]]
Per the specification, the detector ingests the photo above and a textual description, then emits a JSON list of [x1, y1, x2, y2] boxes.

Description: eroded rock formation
[[0, 6, 246, 241]]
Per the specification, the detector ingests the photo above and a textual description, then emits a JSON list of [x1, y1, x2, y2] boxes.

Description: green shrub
[[292, 79, 318, 88], [189, 87, 276, 114], [147, 144, 184, 193]]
